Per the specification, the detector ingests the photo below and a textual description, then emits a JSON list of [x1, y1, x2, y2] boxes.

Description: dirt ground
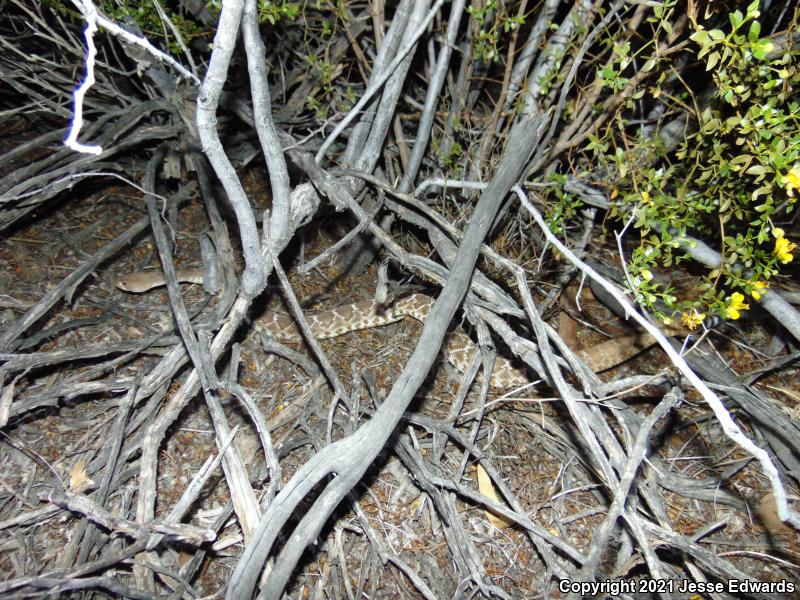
[[2, 135, 799, 598]]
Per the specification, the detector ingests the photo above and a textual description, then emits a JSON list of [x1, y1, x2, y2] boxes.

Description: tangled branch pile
[[1, 0, 799, 597]]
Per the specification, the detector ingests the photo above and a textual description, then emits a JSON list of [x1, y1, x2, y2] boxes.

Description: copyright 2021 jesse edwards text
[[558, 578, 794, 596]]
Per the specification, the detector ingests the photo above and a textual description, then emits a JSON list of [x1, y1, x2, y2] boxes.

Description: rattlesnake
[[252, 293, 532, 388], [114, 269, 669, 387]]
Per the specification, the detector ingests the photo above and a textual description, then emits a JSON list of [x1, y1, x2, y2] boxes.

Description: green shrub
[[563, 1, 798, 327]]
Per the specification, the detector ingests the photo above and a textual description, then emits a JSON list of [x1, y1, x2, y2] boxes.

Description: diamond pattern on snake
[[252, 293, 664, 388], [254, 293, 529, 388], [114, 269, 668, 387]]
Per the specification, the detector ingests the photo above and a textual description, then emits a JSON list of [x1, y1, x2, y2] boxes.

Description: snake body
[[114, 268, 205, 293], [115, 269, 666, 387], [253, 293, 530, 388]]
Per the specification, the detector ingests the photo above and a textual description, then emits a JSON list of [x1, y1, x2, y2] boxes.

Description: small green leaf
[[753, 39, 774, 60], [748, 20, 761, 43], [745, 164, 767, 176], [709, 29, 726, 42], [730, 10, 744, 30]]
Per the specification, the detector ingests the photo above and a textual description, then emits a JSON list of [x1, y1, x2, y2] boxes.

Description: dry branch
[[2, 2, 799, 598]]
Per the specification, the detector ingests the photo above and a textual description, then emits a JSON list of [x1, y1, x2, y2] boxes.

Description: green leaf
[[730, 10, 744, 30], [753, 196, 773, 210], [725, 115, 741, 128], [708, 29, 726, 42], [706, 52, 720, 71], [745, 164, 767, 176], [690, 29, 710, 45], [752, 185, 773, 201], [748, 20, 761, 43], [753, 39, 774, 60]]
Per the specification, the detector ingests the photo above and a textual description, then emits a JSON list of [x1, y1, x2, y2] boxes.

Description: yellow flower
[[750, 280, 768, 300], [640, 269, 653, 281], [724, 292, 749, 320], [681, 311, 705, 331], [772, 228, 797, 264], [641, 191, 651, 203], [784, 165, 800, 196], [775, 236, 796, 263]]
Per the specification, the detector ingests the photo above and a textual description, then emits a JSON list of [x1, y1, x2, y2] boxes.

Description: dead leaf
[[757, 493, 790, 537], [476, 464, 515, 529], [69, 460, 93, 492]]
